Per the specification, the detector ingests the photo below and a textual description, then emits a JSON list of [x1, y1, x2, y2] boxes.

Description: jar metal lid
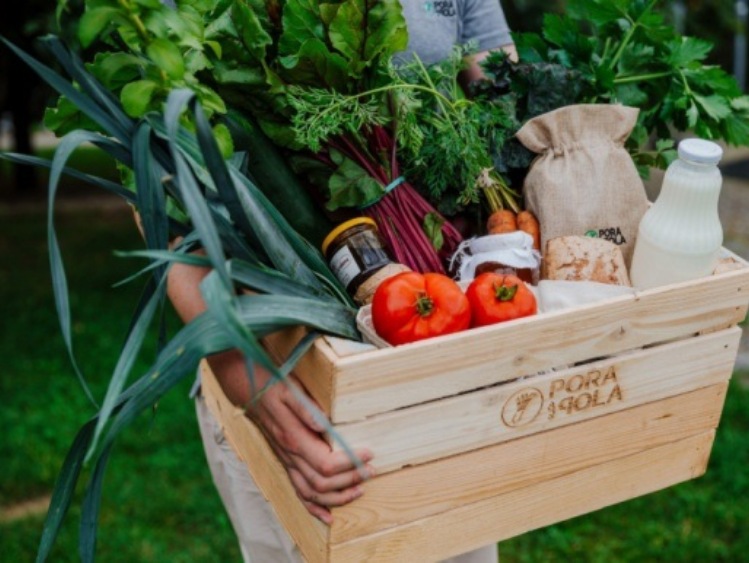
[[321, 217, 378, 255], [677, 138, 723, 165]]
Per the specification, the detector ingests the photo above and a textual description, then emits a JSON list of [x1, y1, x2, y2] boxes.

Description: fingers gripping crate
[[201, 255, 749, 563]]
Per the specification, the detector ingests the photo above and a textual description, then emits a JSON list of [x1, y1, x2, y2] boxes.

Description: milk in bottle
[[629, 138, 724, 289]]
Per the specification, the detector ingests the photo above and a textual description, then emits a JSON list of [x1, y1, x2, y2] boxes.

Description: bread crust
[[542, 236, 632, 286]]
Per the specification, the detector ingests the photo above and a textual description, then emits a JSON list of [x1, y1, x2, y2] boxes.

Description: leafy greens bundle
[[471, 0, 749, 184], [52, 0, 465, 273], [2, 32, 364, 562]]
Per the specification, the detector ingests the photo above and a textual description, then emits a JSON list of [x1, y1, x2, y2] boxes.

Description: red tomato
[[466, 273, 537, 327], [371, 272, 471, 345]]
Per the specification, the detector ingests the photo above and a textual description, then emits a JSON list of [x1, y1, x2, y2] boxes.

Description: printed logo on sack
[[423, 0, 457, 17], [585, 227, 627, 245]]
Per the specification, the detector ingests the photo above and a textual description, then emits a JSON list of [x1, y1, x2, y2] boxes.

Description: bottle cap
[[677, 138, 723, 165]]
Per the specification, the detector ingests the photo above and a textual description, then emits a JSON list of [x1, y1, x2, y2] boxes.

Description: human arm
[[157, 230, 374, 524], [167, 256, 374, 523], [462, 44, 518, 84], [460, 0, 517, 84]]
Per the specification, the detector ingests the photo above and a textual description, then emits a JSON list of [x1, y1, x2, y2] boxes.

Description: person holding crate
[[168, 1, 517, 561]]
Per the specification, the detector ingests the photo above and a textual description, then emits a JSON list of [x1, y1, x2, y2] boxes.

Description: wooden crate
[[201, 255, 749, 562]]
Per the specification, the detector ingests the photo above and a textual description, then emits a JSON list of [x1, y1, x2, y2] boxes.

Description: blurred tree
[[0, 0, 57, 197]]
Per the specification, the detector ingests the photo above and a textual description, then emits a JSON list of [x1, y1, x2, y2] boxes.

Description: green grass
[[1, 204, 748, 562], [0, 206, 240, 561]]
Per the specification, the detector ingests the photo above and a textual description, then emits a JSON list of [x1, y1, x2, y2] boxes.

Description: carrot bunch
[[476, 168, 540, 249], [487, 209, 540, 249]]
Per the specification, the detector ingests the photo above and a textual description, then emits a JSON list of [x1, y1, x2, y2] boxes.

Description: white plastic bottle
[[629, 138, 724, 289]]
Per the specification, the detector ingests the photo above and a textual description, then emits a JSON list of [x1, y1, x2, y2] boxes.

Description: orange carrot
[[487, 209, 517, 235], [517, 210, 541, 250]]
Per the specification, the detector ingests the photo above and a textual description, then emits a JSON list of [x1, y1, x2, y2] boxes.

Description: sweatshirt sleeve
[[461, 0, 513, 52]]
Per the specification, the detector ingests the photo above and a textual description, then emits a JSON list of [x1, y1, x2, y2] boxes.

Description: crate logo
[[500, 366, 624, 428], [501, 388, 544, 427], [547, 366, 623, 420], [585, 227, 627, 245]]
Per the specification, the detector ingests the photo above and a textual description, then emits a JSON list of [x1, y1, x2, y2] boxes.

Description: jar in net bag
[[629, 138, 724, 289]]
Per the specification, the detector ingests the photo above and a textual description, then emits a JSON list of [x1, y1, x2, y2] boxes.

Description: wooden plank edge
[[329, 382, 728, 543], [328, 431, 715, 562], [199, 361, 330, 563]]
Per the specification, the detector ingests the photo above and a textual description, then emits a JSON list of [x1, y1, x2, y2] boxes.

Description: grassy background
[[1, 190, 747, 561], [0, 203, 240, 561]]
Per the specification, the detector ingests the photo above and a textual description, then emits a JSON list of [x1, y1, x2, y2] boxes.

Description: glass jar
[[322, 217, 393, 298], [629, 138, 724, 289]]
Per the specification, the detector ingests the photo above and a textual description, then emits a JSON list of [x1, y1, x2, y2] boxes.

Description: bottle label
[[329, 246, 362, 289]]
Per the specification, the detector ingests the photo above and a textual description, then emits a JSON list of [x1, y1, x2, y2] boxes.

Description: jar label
[[329, 245, 362, 289]]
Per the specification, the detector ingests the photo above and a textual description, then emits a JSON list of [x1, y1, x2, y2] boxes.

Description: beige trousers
[[196, 395, 499, 563]]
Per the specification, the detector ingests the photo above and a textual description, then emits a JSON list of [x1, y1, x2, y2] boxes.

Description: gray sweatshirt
[[398, 0, 513, 64]]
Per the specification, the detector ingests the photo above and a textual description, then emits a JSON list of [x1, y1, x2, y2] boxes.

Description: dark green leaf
[[423, 212, 444, 251], [232, 0, 272, 61], [280, 38, 349, 89], [165, 90, 233, 289], [42, 36, 134, 142], [615, 83, 649, 106], [327, 152, 384, 211], [133, 0, 162, 8], [540, 13, 595, 67], [565, 0, 629, 27], [230, 259, 323, 298], [88, 52, 143, 90], [328, 0, 407, 69], [201, 271, 280, 388], [43, 96, 101, 137], [723, 113, 749, 146], [694, 93, 732, 121], [278, 0, 325, 57], [617, 43, 655, 75], [78, 7, 123, 47], [667, 37, 713, 67], [79, 442, 113, 563], [49, 131, 130, 407], [147, 38, 186, 79], [120, 80, 159, 117], [36, 420, 96, 563], [0, 152, 138, 204], [2, 36, 131, 141]]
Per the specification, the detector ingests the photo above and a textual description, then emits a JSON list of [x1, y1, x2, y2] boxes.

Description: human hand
[[247, 373, 375, 525], [168, 253, 373, 525]]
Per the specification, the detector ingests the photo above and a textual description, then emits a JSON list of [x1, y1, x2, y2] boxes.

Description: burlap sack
[[516, 104, 649, 265]]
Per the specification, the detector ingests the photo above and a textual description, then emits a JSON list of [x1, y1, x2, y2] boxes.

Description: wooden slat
[[330, 267, 749, 422], [329, 383, 727, 543], [333, 328, 739, 473], [199, 362, 331, 563], [328, 432, 715, 562]]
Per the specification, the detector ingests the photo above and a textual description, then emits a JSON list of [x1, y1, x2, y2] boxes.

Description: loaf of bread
[[542, 236, 631, 286]]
